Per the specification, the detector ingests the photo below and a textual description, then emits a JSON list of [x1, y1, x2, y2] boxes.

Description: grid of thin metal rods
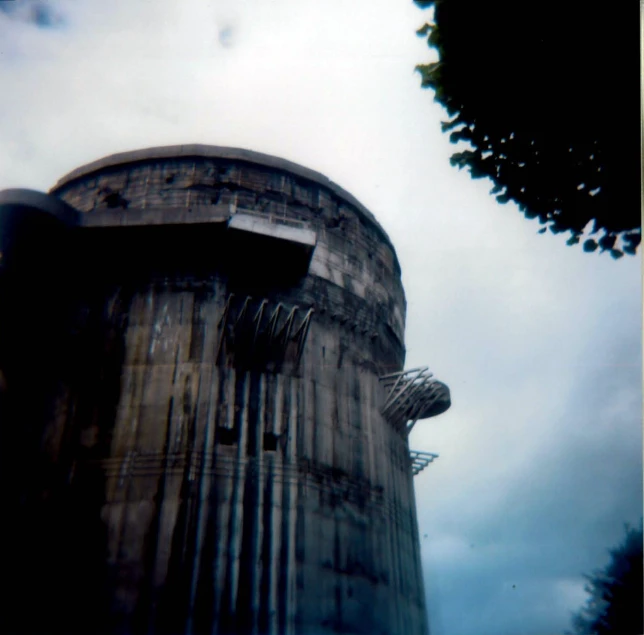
[[409, 450, 439, 476], [379, 367, 446, 433]]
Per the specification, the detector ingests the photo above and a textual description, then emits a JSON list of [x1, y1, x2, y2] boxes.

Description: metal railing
[[230, 205, 309, 230]]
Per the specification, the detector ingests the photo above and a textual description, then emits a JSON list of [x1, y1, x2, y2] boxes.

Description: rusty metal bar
[[216, 293, 235, 361], [293, 308, 314, 362], [252, 299, 269, 344], [267, 303, 283, 342]]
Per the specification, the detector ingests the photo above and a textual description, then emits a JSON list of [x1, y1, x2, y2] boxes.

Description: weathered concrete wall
[[53, 151, 406, 352], [0, 147, 428, 635]]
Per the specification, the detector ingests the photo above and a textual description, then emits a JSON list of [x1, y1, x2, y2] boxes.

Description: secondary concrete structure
[[0, 146, 450, 635]]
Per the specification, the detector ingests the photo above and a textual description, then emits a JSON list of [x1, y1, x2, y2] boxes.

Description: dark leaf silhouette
[[415, 0, 640, 256], [569, 521, 643, 635]]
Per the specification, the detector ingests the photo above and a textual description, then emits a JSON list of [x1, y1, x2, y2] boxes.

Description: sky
[[0, 2, 641, 634]]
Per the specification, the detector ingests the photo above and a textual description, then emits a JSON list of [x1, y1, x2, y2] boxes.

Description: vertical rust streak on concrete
[[221, 371, 250, 629], [186, 362, 218, 635]]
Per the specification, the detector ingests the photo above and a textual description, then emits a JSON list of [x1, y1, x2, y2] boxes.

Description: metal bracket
[[409, 450, 439, 476], [216, 295, 314, 367]]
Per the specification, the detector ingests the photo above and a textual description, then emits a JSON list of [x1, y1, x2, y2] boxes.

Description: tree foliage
[[415, 0, 640, 257], [569, 521, 643, 635]]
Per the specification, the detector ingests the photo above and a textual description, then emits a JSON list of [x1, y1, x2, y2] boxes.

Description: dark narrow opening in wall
[[217, 427, 237, 446], [263, 432, 278, 452]]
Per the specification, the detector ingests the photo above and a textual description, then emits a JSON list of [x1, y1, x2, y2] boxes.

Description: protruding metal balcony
[[379, 366, 451, 433]]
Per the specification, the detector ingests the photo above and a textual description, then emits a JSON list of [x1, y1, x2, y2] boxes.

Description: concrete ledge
[[228, 213, 317, 248], [80, 204, 231, 228]]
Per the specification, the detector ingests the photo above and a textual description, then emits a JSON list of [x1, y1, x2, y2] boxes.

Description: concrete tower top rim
[[50, 144, 400, 270]]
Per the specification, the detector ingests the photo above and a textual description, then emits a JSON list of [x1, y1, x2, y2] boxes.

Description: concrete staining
[[0, 146, 450, 635]]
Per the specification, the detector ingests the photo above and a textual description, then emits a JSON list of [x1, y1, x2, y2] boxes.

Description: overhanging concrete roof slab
[[79, 204, 231, 228], [228, 213, 316, 249], [225, 213, 317, 282]]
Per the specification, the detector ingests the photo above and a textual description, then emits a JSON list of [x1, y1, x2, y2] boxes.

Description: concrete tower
[[0, 146, 450, 635]]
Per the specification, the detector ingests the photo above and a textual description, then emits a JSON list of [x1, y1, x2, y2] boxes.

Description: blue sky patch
[[0, 0, 64, 29]]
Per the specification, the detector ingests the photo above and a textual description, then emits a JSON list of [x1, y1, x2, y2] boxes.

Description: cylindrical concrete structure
[[0, 146, 449, 635]]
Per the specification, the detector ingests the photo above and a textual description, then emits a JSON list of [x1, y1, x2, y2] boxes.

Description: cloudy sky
[[0, 1, 641, 634]]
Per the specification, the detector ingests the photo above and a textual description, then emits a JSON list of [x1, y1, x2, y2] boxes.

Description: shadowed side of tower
[[0, 146, 449, 635]]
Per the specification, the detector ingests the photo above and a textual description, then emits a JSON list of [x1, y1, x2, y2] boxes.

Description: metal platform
[[409, 450, 439, 476], [379, 366, 451, 433]]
